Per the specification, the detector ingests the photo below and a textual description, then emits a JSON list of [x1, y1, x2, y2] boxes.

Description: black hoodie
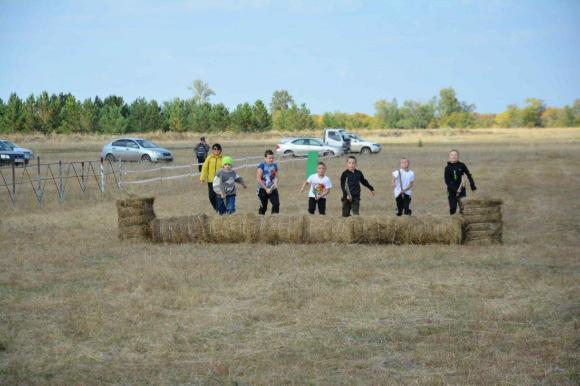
[[340, 169, 374, 199], [444, 161, 476, 194]]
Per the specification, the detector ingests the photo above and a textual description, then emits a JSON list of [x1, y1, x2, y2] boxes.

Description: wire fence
[[1, 153, 335, 208]]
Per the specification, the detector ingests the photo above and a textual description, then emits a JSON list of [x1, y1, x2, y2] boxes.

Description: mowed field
[[1, 129, 579, 385]]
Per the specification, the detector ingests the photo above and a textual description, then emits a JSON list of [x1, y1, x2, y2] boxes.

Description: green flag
[[306, 151, 319, 178]]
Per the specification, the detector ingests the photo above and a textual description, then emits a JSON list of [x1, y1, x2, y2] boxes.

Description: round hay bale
[[358, 216, 462, 245], [207, 214, 261, 243], [158, 214, 208, 243], [260, 215, 305, 244], [302, 216, 360, 244]]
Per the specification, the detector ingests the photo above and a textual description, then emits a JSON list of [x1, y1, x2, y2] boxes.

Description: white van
[[323, 128, 351, 154]]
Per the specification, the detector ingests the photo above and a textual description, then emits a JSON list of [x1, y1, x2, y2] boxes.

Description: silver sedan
[[101, 138, 173, 162], [275, 138, 343, 157]]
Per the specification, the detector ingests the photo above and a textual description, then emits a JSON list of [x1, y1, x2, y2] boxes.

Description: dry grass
[[1, 130, 579, 384]]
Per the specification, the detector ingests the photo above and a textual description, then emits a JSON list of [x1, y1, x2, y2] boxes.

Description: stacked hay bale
[[150, 214, 207, 243], [207, 213, 261, 243], [460, 198, 503, 245], [116, 196, 156, 240]]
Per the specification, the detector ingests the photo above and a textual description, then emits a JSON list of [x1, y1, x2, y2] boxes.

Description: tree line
[[0, 82, 578, 135]]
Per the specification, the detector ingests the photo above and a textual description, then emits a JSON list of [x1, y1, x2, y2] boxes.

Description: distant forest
[[1, 81, 578, 134]]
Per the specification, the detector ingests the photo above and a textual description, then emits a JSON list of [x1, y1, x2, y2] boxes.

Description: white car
[[275, 138, 343, 157], [101, 138, 173, 162], [345, 134, 381, 154]]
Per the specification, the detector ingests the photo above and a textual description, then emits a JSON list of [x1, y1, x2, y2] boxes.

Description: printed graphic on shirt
[[307, 174, 332, 198], [258, 162, 278, 190]]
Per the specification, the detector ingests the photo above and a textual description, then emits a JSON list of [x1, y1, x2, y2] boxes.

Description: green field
[[1, 129, 579, 384]]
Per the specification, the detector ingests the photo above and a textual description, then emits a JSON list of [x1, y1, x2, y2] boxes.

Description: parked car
[[0, 139, 33, 164], [275, 138, 344, 157], [0, 142, 26, 166], [101, 138, 173, 162], [323, 128, 351, 153], [345, 133, 381, 154]]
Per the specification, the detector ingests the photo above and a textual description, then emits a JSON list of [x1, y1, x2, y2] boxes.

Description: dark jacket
[[444, 161, 476, 195], [340, 169, 374, 198], [195, 142, 210, 157]]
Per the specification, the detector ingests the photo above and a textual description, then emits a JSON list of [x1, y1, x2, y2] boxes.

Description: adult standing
[[200, 143, 224, 211], [194, 136, 210, 172]]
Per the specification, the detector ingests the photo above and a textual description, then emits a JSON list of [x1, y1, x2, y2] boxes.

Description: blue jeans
[[216, 195, 236, 215]]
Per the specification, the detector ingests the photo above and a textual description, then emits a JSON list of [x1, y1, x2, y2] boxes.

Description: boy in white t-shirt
[[391, 158, 415, 216], [300, 162, 332, 215]]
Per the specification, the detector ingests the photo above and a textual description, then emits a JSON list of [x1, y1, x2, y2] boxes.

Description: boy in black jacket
[[340, 155, 375, 217], [444, 149, 477, 215]]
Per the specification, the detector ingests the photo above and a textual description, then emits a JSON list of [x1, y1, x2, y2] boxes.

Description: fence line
[[1, 153, 338, 207]]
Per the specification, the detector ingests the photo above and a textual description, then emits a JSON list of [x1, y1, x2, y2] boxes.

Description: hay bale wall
[[117, 196, 503, 245], [460, 198, 503, 245], [116, 196, 155, 240]]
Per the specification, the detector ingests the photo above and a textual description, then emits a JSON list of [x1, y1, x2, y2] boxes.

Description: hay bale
[[150, 214, 207, 243], [260, 215, 305, 244], [302, 216, 360, 244], [465, 222, 502, 233], [356, 216, 462, 245], [460, 198, 503, 207], [207, 213, 261, 243], [461, 206, 502, 216], [117, 196, 156, 241], [462, 212, 502, 223]]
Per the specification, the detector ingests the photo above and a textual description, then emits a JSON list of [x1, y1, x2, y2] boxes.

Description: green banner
[[306, 151, 319, 178]]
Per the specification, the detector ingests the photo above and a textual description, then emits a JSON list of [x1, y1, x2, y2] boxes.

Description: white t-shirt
[[392, 169, 415, 197], [307, 174, 333, 198]]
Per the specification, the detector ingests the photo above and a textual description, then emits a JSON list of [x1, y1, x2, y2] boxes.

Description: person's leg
[[208, 183, 217, 211], [318, 198, 326, 215], [342, 199, 351, 217], [404, 195, 412, 215], [395, 195, 404, 216], [448, 193, 458, 215], [197, 156, 204, 172], [308, 197, 316, 214], [258, 189, 268, 215], [226, 195, 236, 214], [269, 190, 280, 214], [351, 197, 360, 215], [216, 197, 226, 215]]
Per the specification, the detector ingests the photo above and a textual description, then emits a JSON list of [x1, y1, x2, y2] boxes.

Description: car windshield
[[135, 140, 159, 148], [0, 140, 15, 148]]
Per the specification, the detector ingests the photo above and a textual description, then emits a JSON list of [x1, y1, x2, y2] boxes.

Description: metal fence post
[[58, 160, 64, 202], [11, 160, 16, 204], [100, 157, 105, 193]]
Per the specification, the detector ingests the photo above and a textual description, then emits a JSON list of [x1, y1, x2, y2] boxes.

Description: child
[[444, 149, 477, 215], [300, 162, 332, 215], [200, 143, 223, 211], [392, 158, 415, 216], [340, 155, 375, 217], [256, 150, 279, 215], [212, 156, 246, 215]]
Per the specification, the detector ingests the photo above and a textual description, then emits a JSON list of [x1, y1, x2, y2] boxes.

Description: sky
[[0, 0, 578, 114]]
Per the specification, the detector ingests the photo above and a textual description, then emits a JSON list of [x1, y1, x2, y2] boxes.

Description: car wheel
[[105, 153, 115, 162], [361, 147, 371, 155], [284, 150, 294, 157], [141, 154, 152, 162], [324, 150, 335, 157]]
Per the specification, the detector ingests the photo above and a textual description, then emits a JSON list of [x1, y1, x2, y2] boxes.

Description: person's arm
[[391, 172, 397, 189], [235, 173, 247, 189], [212, 175, 223, 197], [271, 165, 279, 191], [464, 163, 477, 190], [340, 172, 347, 198], [256, 166, 269, 191], [200, 158, 209, 182], [300, 179, 309, 193], [359, 171, 375, 192], [444, 166, 452, 188]]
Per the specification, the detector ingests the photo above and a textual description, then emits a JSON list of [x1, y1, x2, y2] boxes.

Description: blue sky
[[0, 0, 578, 114]]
